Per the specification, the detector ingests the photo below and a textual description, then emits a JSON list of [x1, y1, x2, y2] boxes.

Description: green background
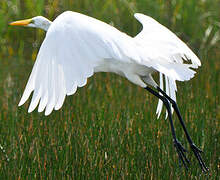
[[0, 0, 219, 179]]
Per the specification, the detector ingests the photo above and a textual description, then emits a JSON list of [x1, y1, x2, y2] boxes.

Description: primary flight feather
[[10, 11, 208, 172]]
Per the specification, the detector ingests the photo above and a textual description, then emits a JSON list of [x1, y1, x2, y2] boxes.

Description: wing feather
[[134, 13, 201, 82], [134, 13, 201, 68], [134, 13, 200, 118], [19, 11, 136, 115], [156, 73, 164, 118]]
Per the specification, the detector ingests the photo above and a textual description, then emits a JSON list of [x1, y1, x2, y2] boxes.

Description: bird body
[[10, 11, 208, 172], [10, 11, 200, 116]]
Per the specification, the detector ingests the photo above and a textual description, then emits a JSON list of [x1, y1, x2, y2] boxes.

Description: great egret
[[10, 11, 208, 172]]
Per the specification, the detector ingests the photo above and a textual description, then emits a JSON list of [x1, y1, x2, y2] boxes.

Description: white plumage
[[12, 11, 201, 116]]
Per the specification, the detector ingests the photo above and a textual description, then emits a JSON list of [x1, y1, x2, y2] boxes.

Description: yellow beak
[[9, 18, 32, 26]]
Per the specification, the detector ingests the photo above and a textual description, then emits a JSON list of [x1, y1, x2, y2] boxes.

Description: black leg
[[144, 86, 190, 169], [157, 87, 209, 172]]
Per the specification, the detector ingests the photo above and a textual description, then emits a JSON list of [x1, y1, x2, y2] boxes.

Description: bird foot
[[190, 143, 209, 172], [173, 139, 190, 170]]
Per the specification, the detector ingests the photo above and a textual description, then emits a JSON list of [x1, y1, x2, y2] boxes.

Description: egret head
[[10, 16, 52, 31]]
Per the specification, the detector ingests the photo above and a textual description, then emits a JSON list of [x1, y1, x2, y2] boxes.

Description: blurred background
[[0, 0, 219, 179]]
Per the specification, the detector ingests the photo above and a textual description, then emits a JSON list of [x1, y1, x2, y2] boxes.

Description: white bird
[[10, 11, 208, 171]]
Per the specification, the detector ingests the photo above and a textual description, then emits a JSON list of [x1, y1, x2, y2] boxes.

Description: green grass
[[0, 0, 219, 179]]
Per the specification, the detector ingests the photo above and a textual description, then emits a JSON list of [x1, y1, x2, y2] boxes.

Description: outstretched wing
[[133, 13, 201, 118], [134, 13, 201, 70], [19, 11, 137, 115], [134, 13, 201, 82]]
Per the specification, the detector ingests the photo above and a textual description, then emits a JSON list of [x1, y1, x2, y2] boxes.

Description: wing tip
[[44, 112, 51, 116], [45, 108, 53, 116], [134, 13, 144, 22], [134, 13, 145, 18], [134, 13, 140, 18], [28, 108, 34, 113], [18, 99, 25, 107]]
